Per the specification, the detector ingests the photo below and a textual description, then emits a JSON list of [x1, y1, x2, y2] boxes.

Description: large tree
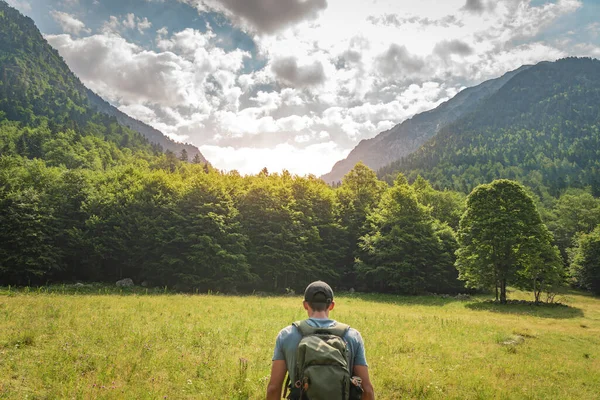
[[571, 225, 600, 295], [336, 162, 386, 288], [456, 179, 555, 303]]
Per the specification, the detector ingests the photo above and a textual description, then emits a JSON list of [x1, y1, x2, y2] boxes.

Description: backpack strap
[[293, 320, 350, 337]]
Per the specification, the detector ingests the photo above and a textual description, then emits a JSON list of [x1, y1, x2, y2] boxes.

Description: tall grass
[[0, 288, 599, 399]]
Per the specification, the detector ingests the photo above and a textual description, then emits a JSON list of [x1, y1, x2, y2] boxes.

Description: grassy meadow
[[1, 287, 599, 399]]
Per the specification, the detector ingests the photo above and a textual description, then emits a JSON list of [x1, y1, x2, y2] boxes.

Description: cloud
[[118, 104, 157, 121], [367, 14, 463, 28], [462, 0, 486, 14], [199, 141, 349, 176], [46, 30, 247, 108], [186, 0, 328, 34], [6, 0, 31, 12], [473, 0, 582, 47], [376, 44, 425, 77], [433, 39, 474, 58], [137, 17, 152, 34], [101, 13, 153, 35], [50, 11, 91, 36], [271, 57, 326, 87], [43, 0, 588, 177], [587, 22, 600, 39]]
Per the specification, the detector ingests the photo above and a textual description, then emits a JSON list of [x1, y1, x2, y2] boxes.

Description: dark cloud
[[462, 0, 486, 14], [198, 0, 328, 34], [367, 14, 463, 28], [434, 39, 474, 58], [335, 49, 362, 70], [376, 44, 425, 77], [271, 57, 325, 87]]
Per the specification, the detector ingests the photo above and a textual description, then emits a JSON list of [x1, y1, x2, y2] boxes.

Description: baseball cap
[[304, 281, 334, 304]]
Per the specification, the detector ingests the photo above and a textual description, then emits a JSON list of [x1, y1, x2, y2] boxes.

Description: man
[[266, 281, 375, 400]]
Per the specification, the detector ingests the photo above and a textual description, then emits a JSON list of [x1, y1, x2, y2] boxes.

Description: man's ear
[[328, 301, 335, 311], [303, 301, 309, 311]]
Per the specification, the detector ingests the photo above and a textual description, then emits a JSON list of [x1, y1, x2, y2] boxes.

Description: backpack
[[285, 320, 352, 400]]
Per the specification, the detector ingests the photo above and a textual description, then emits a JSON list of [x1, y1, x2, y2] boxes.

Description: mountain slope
[[86, 90, 206, 162], [379, 57, 600, 196], [321, 66, 530, 183], [0, 1, 206, 162]]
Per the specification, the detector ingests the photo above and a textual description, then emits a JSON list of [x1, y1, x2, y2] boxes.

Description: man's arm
[[266, 360, 287, 400], [353, 365, 375, 400]]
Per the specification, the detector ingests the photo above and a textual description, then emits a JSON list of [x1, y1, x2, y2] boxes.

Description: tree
[[546, 189, 600, 260], [515, 227, 565, 303], [179, 148, 188, 162], [571, 225, 600, 295], [335, 162, 387, 288], [456, 179, 555, 303], [192, 153, 203, 164], [356, 174, 462, 294], [412, 175, 466, 230]]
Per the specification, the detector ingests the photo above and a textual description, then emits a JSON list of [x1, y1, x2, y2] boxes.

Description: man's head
[[303, 280, 335, 314]]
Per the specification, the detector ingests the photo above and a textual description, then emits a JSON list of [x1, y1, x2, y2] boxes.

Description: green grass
[[1, 288, 599, 399]]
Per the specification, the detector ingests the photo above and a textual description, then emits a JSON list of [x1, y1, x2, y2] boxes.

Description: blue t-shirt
[[272, 318, 368, 382]]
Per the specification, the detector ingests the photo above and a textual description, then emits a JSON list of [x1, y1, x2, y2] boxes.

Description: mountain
[[321, 66, 530, 184], [378, 57, 600, 196], [86, 90, 206, 162], [0, 1, 206, 163]]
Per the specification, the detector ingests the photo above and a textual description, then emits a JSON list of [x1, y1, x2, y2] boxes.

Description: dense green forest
[[379, 58, 600, 199], [1, 2, 600, 297]]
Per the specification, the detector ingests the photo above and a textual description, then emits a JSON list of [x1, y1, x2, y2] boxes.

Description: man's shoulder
[[276, 324, 300, 342], [345, 326, 364, 342]]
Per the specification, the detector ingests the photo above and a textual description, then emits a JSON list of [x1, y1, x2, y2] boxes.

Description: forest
[[2, 117, 600, 299], [1, 2, 600, 299]]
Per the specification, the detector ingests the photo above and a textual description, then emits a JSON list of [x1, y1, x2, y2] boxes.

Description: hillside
[[379, 57, 600, 196], [87, 90, 206, 162], [0, 1, 206, 162], [321, 66, 530, 184]]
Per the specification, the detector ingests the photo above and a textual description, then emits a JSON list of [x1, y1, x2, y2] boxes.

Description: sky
[[8, 0, 600, 175]]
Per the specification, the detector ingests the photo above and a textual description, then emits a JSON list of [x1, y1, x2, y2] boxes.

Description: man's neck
[[308, 311, 329, 319]]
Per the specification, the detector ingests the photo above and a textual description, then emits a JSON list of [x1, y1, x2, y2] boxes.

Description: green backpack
[[285, 320, 352, 400]]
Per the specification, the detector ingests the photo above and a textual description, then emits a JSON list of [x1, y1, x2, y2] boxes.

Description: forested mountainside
[[86, 90, 206, 163], [379, 57, 600, 198], [1, 1, 599, 297], [0, 1, 206, 161], [321, 66, 530, 184], [0, 2, 466, 294]]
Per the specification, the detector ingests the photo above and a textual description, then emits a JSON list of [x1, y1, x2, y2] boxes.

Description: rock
[[501, 335, 525, 346], [455, 293, 471, 300], [74, 283, 85, 288], [349, 288, 355, 294], [116, 278, 134, 287], [140, 281, 148, 287]]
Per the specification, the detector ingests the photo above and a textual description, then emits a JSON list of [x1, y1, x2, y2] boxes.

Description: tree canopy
[[456, 179, 564, 303]]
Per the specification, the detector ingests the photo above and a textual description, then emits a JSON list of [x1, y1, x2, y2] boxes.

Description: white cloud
[[6, 0, 31, 12], [118, 104, 157, 121], [50, 11, 91, 36], [45, 0, 588, 176], [587, 22, 600, 39], [199, 142, 350, 176], [46, 30, 248, 109], [101, 13, 153, 35], [137, 17, 152, 34]]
